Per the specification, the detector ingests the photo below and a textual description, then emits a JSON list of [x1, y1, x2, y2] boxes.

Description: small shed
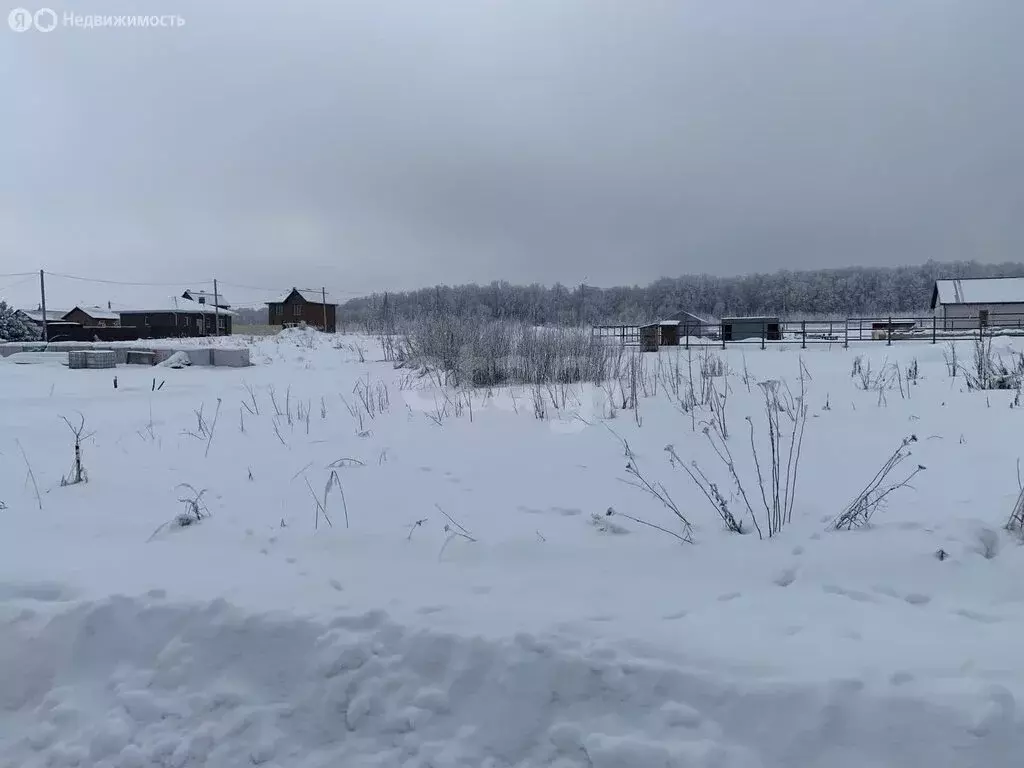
[[721, 316, 782, 342], [931, 277, 1024, 331], [639, 324, 660, 352], [662, 309, 712, 338]]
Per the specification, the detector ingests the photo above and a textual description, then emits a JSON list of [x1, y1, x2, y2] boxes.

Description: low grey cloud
[[2, 0, 1021, 309]]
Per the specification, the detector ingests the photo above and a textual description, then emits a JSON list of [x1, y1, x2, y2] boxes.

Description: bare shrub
[[306, 470, 350, 529], [962, 334, 1023, 391], [832, 436, 925, 530], [59, 413, 93, 486], [942, 342, 959, 378], [665, 368, 809, 540], [396, 315, 614, 388], [436, 504, 477, 559], [1005, 467, 1024, 536], [148, 484, 209, 541], [607, 430, 693, 543]]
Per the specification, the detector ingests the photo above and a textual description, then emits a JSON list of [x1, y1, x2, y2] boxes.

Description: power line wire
[[45, 271, 214, 287], [0, 275, 36, 295]]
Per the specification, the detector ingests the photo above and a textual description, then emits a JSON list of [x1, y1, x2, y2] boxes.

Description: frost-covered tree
[[0, 301, 40, 341], [339, 259, 1024, 328]]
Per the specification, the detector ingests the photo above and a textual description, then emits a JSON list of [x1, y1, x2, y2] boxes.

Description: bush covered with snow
[[0, 301, 40, 341], [395, 314, 615, 387]]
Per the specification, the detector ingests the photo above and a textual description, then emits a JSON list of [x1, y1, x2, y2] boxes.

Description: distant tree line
[[338, 260, 1024, 330]]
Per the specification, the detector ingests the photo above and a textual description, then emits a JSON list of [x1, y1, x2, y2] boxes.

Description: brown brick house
[[267, 288, 336, 332]]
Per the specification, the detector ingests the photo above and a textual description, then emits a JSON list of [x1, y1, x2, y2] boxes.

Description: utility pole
[[321, 287, 328, 332], [213, 279, 221, 336], [39, 269, 48, 342]]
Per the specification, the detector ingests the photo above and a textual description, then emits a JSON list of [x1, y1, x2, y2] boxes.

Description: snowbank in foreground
[[2, 591, 1019, 768]]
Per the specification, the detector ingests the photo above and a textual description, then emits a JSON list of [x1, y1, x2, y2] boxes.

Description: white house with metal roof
[[931, 277, 1024, 330]]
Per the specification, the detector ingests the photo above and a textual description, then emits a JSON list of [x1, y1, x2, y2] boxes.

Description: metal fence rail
[[592, 313, 1024, 350]]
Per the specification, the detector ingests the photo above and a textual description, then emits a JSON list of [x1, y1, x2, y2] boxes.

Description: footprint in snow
[[890, 671, 915, 686], [774, 568, 797, 587], [822, 585, 876, 603], [904, 593, 931, 606], [953, 608, 1002, 625]]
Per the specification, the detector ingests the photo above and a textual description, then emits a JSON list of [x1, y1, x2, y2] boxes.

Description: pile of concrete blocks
[[152, 348, 212, 366], [212, 348, 251, 367], [5, 351, 71, 365], [68, 350, 117, 369], [0, 342, 48, 357], [2, 342, 251, 368], [124, 350, 157, 365]]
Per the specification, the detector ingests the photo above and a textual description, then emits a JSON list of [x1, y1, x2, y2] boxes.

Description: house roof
[[182, 290, 230, 307], [117, 297, 237, 316], [663, 309, 709, 323], [64, 306, 120, 321], [17, 309, 66, 322], [268, 288, 334, 305], [931, 277, 1024, 308]]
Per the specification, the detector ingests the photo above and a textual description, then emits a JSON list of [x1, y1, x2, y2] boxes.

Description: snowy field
[[3, 328, 1024, 767]]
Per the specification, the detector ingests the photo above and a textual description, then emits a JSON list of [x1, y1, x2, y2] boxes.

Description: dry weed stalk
[[59, 413, 93, 486], [831, 436, 925, 530]]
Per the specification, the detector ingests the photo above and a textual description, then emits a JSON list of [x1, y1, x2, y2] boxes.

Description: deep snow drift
[[3, 329, 1024, 767]]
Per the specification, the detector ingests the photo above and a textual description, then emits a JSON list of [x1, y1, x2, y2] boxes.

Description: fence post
[[887, 316, 892, 346], [801, 320, 807, 350], [721, 322, 726, 350], [761, 320, 766, 350], [932, 315, 937, 344], [844, 320, 849, 349], [685, 325, 690, 350]]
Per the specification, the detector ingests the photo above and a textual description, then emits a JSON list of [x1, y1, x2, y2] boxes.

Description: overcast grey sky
[[2, 0, 1021, 309]]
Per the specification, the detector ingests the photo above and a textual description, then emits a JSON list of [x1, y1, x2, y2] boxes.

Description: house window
[[979, 309, 989, 327], [293, 304, 302, 317]]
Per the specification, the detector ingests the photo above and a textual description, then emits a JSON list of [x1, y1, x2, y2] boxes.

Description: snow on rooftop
[[183, 289, 230, 307], [67, 305, 120, 320], [934, 277, 1024, 306], [17, 309, 66, 322], [270, 288, 334, 304], [117, 297, 238, 316]]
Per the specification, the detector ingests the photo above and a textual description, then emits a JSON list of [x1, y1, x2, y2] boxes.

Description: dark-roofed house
[[931, 277, 1024, 330], [118, 296, 234, 338], [266, 288, 336, 333]]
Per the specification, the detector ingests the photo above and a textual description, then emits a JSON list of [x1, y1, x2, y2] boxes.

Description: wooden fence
[[592, 313, 1024, 350]]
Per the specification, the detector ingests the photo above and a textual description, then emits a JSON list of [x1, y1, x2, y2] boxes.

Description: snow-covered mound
[[3, 591, 1020, 768]]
